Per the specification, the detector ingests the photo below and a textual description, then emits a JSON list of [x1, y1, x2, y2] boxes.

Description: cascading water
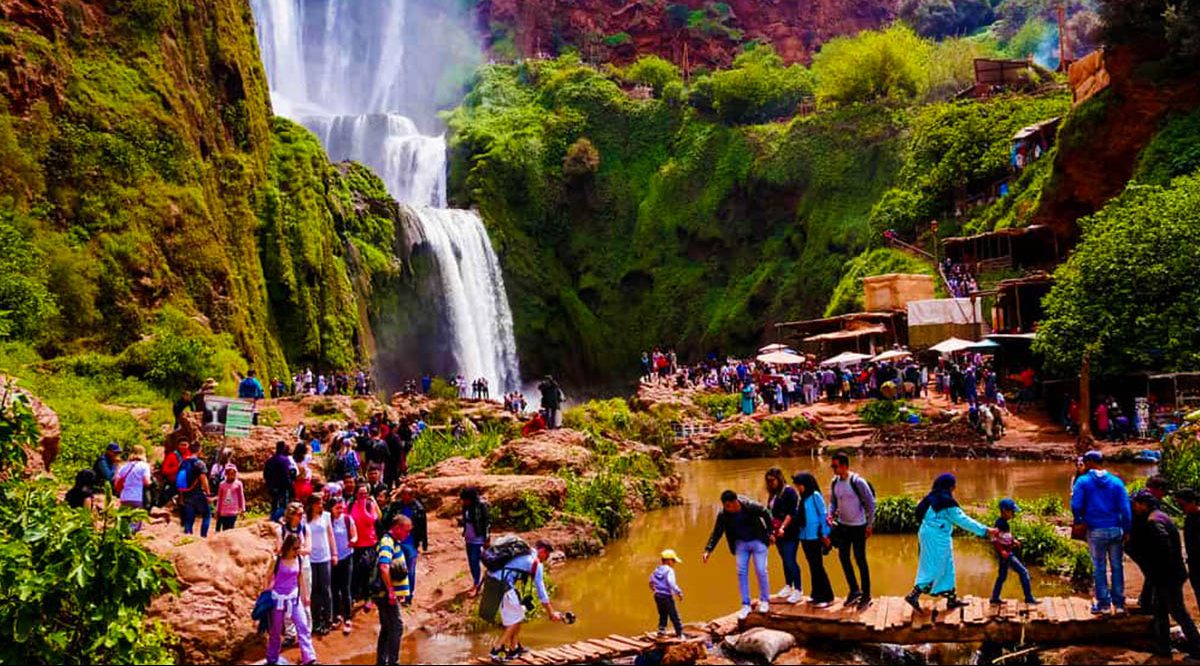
[[250, 0, 522, 392]]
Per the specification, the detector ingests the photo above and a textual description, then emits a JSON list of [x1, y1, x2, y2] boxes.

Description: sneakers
[[510, 645, 527, 660], [1113, 605, 1127, 616], [737, 605, 752, 620], [1025, 597, 1040, 605], [786, 590, 804, 604], [756, 600, 770, 614], [774, 585, 794, 599], [657, 629, 668, 637], [813, 600, 833, 609], [342, 620, 352, 635], [490, 647, 508, 663], [857, 595, 873, 610], [1090, 603, 1111, 615], [845, 591, 863, 606]]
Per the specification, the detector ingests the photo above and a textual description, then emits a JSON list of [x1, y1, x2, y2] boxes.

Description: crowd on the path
[[941, 258, 978, 298], [642, 347, 1029, 442]]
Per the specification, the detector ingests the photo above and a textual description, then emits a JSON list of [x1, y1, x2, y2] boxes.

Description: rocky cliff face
[[0, 0, 412, 380], [477, 0, 897, 67]]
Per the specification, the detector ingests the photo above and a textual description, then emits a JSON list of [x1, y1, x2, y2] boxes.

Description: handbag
[[1070, 522, 1087, 541]]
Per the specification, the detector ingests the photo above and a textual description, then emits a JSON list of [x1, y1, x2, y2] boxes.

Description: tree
[[1034, 174, 1200, 376], [623, 55, 683, 97], [1099, 0, 1200, 56], [812, 24, 933, 108], [562, 137, 601, 177], [900, 0, 994, 39], [704, 44, 815, 124]]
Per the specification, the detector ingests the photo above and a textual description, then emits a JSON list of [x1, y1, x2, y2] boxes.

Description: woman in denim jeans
[[1070, 451, 1132, 613], [460, 487, 491, 597]]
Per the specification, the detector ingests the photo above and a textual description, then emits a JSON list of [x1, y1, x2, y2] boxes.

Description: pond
[[395, 456, 1153, 664]]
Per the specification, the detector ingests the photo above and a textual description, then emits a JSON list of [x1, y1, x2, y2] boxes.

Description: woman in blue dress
[[740, 382, 756, 416], [904, 473, 997, 611]]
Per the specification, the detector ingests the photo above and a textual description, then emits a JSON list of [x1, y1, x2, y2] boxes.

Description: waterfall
[[251, 0, 522, 392]]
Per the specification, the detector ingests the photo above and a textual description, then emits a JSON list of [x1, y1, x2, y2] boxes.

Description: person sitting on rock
[[521, 411, 546, 438]]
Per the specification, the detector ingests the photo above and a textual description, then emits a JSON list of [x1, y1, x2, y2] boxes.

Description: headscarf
[[916, 473, 958, 522]]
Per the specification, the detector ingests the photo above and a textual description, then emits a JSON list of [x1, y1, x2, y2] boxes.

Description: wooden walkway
[[474, 596, 1153, 665], [470, 631, 707, 665], [741, 595, 1152, 645]]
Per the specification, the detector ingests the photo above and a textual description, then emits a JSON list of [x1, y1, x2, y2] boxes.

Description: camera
[[563, 611, 577, 625]]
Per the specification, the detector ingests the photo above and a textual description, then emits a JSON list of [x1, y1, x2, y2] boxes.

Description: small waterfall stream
[[250, 0, 522, 392]]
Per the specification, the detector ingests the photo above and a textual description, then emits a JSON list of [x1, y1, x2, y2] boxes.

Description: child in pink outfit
[[216, 465, 246, 532]]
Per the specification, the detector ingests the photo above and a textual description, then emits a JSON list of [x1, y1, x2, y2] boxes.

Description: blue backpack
[[176, 458, 200, 491]]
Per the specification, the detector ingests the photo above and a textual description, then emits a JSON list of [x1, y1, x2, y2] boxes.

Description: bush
[[704, 45, 815, 124], [623, 55, 683, 96], [0, 482, 179, 664], [857, 399, 912, 426], [428, 377, 459, 401], [760, 416, 814, 449], [406, 425, 507, 472], [505, 491, 554, 531], [0, 216, 56, 342], [561, 470, 634, 541], [874, 495, 921, 533], [693, 392, 741, 419], [1161, 430, 1200, 491], [812, 24, 932, 108]]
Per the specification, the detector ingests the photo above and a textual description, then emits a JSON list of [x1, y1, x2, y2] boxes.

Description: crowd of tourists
[[941, 258, 978, 298]]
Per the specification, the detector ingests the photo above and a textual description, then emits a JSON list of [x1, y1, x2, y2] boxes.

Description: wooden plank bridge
[[475, 596, 1153, 665]]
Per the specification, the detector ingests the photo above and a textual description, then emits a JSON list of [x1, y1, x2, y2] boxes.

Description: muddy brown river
[[394, 456, 1153, 663]]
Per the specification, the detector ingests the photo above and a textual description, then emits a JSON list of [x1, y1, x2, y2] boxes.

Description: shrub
[[0, 482, 179, 663], [874, 495, 920, 533], [406, 425, 507, 472], [561, 470, 634, 541], [0, 216, 56, 342], [505, 491, 554, 531], [623, 55, 683, 96], [428, 377, 459, 401], [812, 24, 932, 108], [760, 416, 814, 449], [705, 45, 815, 124], [693, 392, 740, 419], [857, 399, 911, 426], [1160, 430, 1200, 491]]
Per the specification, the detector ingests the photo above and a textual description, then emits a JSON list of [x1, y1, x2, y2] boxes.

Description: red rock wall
[[477, 0, 898, 67]]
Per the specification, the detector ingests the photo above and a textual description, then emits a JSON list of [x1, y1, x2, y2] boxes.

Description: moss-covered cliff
[[0, 0, 409, 386], [447, 49, 1067, 382]]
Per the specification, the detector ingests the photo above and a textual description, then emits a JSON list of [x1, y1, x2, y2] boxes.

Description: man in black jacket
[[702, 489, 774, 619], [1129, 490, 1200, 658], [262, 440, 295, 522]]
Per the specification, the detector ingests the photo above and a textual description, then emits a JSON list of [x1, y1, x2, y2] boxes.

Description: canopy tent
[[757, 351, 806, 365], [871, 349, 912, 363], [964, 339, 1002, 354], [929, 337, 976, 355], [820, 351, 872, 368], [758, 343, 793, 353]]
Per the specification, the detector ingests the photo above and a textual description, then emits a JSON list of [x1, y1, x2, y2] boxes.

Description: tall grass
[[407, 424, 508, 472]]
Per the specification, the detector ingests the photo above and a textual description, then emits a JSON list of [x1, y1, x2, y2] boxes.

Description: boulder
[[662, 640, 708, 665], [723, 628, 796, 663], [146, 521, 277, 664], [0, 377, 60, 476], [406, 472, 567, 518], [485, 430, 595, 474]]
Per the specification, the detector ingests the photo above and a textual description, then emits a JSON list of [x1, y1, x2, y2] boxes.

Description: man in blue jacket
[[238, 369, 265, 400], [1071, 450, 1132, 614]]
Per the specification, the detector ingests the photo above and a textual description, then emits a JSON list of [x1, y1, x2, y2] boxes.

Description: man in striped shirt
[[376, 515, 412, 666]]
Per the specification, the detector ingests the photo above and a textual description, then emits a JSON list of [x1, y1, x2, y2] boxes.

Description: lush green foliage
[[1134, 108, 1200, 186], [874, 495, 921, 533], [1160, 430, 1200, 492], [900, 0, 995, 40], [759, 416, 815, 449], [857, 399, 914, 426], [504, 491, 554, 531], [406, 425, 507, 472], [621, 56, 683, 97], [692, 45, 814, 124], [564, 399, 675, 452], [692, 392, 742, 419], [0, 343, 173, 475], [826, 248, 936, 317], [812, 25, 932, 108], [560, 470, 635, 541], [1035, 174, 1200, 375]]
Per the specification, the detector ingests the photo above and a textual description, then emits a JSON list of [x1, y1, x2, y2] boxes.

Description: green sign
[[224, 401, 255, 438]]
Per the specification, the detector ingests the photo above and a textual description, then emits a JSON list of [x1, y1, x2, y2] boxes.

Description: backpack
[[481, 534, 532, 573], [370, 534, 409, 596], [176, 458, 201, 492], [829, 473, 876, 515]]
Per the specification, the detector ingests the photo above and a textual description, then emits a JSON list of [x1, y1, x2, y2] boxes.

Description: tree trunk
[[1078, 348, 1092, 452]]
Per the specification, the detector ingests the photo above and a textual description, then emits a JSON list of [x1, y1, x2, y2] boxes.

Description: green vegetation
[[406, 425, 508, 472], [691, 45, 814, 124], [504, 491, 555, 531], [857, 399, 916, 426], [1035, 173, 1200, 376], [813, 25, 933, 108], [0, 372, 178, 664], [692, 392, 741, 418], [563, 398, 675, 452], [621, 55, 683, 97], [560, 470, 635, 541], [0, 343, 172, 475], [1160, 430, 1200, 492], [873, 495, 921, 533]]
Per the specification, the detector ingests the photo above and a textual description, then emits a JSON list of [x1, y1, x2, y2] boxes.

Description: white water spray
[[251, 0, 522, 392]]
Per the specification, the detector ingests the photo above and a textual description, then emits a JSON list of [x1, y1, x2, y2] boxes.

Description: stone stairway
[[810, 405, 875, 448]]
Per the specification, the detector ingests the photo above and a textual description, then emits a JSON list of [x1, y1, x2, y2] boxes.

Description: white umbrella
[[758, 343, 792, 353], [871, 349, 912, 363], [820, 351, 871, 368], [929, 337, 975, 355], [756, 351, 806, 365]]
